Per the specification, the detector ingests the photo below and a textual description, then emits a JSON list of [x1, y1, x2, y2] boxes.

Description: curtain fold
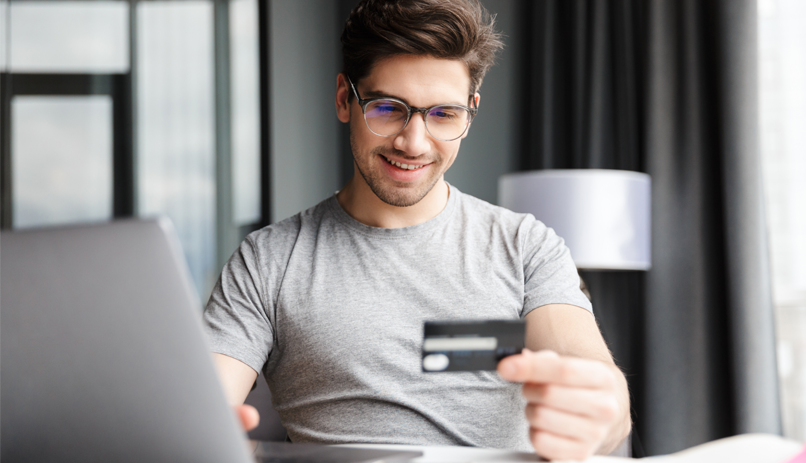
[[644, 0, 736, 451], [520, 0, 781, 455], [523, 0, 645, 171], [712, 0, 780, 436]]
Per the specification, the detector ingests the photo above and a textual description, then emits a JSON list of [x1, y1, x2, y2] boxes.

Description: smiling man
[[204, 0, 631, 460], [335, 55, 470, 228]]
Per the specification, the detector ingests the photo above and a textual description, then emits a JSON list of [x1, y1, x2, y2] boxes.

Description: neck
[[336, 175, 450, 229]]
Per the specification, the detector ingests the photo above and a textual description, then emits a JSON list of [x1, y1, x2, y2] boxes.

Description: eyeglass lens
[[364, 100, 470, 140]]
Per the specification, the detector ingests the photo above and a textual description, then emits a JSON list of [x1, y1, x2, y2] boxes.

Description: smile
[[383, 155, 425, 171]]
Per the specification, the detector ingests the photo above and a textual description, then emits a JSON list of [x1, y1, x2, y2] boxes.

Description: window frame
[[0, 0, 273, 298], [0, 72, 134, 228]]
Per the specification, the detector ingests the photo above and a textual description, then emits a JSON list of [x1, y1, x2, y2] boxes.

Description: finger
[[522, 383, 620, 422], [499, 349, 615, 389], [525, 403, 606, 444], [237, 404, 260, 432], [497, 349, 553, 382], [530, 428, 595, 462]]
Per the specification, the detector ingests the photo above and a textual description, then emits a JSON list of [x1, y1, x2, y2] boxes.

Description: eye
[[376, 104, 398, 114], [367, 100, 404, 116], [428, 107, 459, 121]]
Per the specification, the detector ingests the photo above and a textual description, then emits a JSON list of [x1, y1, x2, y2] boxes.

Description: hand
[[497, 349, 624, 461], [236, 404, 260, 432]]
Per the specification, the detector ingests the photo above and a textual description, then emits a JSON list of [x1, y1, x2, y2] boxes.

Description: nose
[[392, 111, 431, 156]]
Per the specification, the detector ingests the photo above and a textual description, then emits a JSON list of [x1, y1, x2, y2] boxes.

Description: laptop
[[1, 218, 421, 462]]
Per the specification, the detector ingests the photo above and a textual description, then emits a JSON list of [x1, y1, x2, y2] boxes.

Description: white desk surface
[[339, 434, 803, 463], [339, 443, 541, 462]]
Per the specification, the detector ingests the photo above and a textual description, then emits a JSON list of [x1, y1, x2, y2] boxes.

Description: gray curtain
[[521, 0, 781, 455]]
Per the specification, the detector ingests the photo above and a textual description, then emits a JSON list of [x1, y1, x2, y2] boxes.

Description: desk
[[338, 444, 541, 462], [338, 434, 803, 463]]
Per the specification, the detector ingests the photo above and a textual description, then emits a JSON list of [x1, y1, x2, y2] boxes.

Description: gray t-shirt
[[203, 184, 592, 452]]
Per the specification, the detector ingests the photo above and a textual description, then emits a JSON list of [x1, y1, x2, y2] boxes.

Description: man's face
[[337, 55, 475, 207]]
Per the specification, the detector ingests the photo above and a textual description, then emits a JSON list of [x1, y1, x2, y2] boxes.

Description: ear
[[460, 92, 481, 139], [335, 73, 352, 123]]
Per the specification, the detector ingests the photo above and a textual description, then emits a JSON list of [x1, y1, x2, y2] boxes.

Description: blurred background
[[0, 0, 803, 456]]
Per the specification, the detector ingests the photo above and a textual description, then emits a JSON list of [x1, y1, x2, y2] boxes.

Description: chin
[[371, 184, 432, 208]]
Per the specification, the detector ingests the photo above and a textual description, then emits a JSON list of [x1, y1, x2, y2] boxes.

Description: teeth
[[384, 156, 423, 170]]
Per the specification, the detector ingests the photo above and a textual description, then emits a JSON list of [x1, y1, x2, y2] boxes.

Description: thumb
[[236, 404, 260, 432], [497, 348, 560, 382]]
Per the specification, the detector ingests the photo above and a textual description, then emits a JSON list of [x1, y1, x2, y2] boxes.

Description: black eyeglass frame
[[347, 77, 478, 142]]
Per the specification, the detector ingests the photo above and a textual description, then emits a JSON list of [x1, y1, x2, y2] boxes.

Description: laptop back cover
[[1, 219, 253, 463]]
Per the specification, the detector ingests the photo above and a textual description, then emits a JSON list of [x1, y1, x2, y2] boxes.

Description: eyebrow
[[360, 88, 469, 107]]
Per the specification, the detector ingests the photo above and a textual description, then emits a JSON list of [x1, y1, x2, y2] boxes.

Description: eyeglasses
[[348, 77, 477, 142]]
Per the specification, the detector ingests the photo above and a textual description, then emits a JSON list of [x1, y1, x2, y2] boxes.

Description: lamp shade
[[498, 169, 651, 270]]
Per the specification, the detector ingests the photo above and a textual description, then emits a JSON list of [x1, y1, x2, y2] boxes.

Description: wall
[[445, 0, 522, 205], [270, 0, 342, 223]]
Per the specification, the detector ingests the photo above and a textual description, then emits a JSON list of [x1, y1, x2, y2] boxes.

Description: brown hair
[[341, 0, 504, 96]]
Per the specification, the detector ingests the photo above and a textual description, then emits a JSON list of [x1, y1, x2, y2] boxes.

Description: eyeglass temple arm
[[347, 76, 362, 103], [467, 94, 478, 114]]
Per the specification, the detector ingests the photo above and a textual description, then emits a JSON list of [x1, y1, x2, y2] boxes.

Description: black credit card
[[421, 319, 526, 372]]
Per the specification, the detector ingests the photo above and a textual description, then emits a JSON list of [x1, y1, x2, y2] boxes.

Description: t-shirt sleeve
[[203, 235, 274, 374], [520, 214, 593, 317]]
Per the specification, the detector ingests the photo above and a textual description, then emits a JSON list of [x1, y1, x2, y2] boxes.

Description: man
[[204, 0, 631, 460]]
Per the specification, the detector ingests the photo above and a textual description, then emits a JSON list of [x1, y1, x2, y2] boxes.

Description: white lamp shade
[[498, 169, 651, 270]]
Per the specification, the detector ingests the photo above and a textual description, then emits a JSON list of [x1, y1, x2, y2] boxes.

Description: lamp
[[498, 169, 651, 270]]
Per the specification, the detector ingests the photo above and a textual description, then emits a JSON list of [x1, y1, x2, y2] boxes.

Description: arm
[[213, 353, 261, 431], [498, 303, 631, 460]]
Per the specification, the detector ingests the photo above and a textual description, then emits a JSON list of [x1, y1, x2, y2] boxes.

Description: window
[[1, 1, 132, 230], [229, 0, 261, 226], [12, 95, 113, 228], [8, 1, 129, 73], [758, 0, 806, 443], [1, 0, 268, 302], [136, 1, 218, 298]]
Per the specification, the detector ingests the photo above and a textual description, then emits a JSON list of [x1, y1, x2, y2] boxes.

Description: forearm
[[596, 364, 632, 455], [212, 353, 259, 406], [519, 305, 633, 457]]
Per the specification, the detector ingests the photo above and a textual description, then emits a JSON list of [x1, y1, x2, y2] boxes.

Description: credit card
[[421, 319, 526, 372]]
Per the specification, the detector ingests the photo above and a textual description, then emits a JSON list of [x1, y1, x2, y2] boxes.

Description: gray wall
[[270, 0, 342, 223], [269, 0, 521, 223], [445, 0, 521, 205]]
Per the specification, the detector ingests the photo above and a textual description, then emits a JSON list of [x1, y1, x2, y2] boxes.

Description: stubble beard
[[350, 132, 443, 208]]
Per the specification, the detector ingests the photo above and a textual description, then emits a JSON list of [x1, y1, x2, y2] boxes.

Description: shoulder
[[452, 187, 549, 241], [241, 196, 336, 263]]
